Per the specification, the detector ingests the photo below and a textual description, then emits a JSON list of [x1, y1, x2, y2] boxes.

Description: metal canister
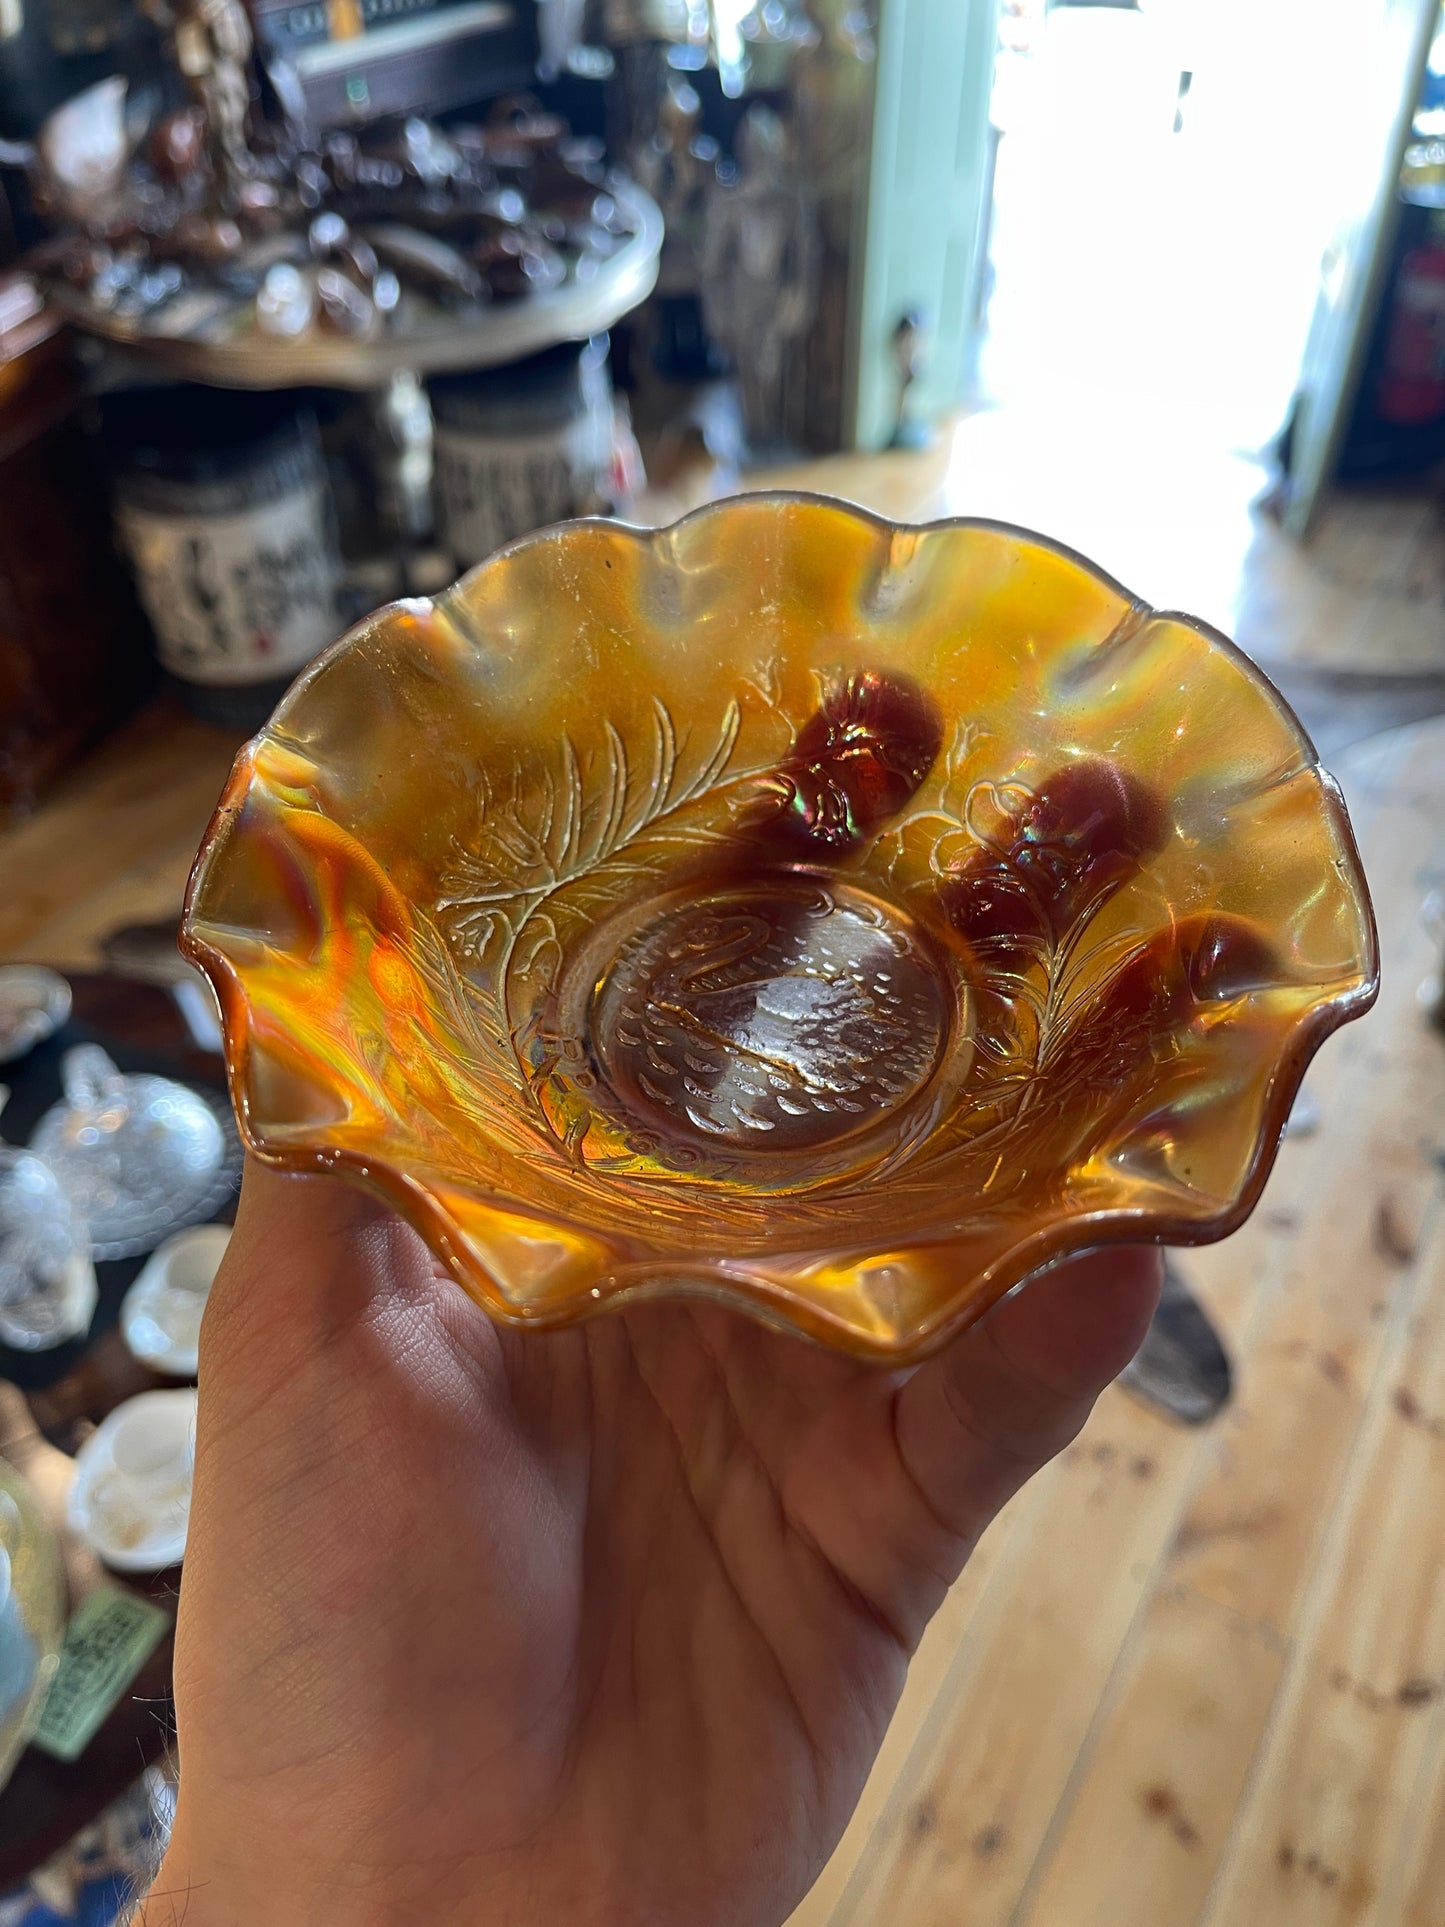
[[428, 337, 614, 568], [104, 386, 341, 729]]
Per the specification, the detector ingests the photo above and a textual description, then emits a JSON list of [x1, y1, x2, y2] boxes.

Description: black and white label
[[434, 415, 608, 565], [117, 484, 339, 686]]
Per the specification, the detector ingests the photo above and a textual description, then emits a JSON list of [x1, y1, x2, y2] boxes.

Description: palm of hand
[[161, 1165, 1158, 1927]]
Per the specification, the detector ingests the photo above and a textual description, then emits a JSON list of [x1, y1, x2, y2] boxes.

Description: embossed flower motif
[[182, 495, 1378, 1361]]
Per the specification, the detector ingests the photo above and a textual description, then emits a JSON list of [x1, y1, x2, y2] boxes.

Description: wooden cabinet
[[0, 280, 149, 822]]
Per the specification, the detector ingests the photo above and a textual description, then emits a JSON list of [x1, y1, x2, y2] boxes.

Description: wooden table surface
[[0, 628, 1441, 1921], [0, 701, 245, 968]]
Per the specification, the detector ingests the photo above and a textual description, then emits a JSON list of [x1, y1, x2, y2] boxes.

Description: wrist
[[130, 1837, 489, 1927], [127, 1856, 255, 1927], [129, 1861, 387, 1927]]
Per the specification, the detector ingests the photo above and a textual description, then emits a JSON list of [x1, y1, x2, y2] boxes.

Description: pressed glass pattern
[[181, 495, 1378, 1361]]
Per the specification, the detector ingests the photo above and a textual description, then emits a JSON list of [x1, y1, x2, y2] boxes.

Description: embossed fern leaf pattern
[[1031, 891, 1150, 1074], [400, 912, 558, 1145], [910, 778, 1163, 1181], [430, 687, 1167, 1196], [439, 701, 735, 950], [433, 695, 804, 1072]]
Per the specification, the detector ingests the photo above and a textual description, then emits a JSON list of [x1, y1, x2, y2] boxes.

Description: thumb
[[895, 1244, 1164, 1541], [201, 1157, 444, 1379]]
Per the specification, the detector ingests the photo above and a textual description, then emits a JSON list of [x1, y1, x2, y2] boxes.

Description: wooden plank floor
[[2, 419, 1443, 1924], [785, 722, 1445, 1926], [760, 406, 1445, 680]]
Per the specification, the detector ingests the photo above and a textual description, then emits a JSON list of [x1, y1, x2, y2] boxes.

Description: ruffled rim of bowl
[[180, 494, 1381, 1363]]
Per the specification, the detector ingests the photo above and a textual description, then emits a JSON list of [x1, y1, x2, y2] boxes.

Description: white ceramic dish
[[120, 1224, 230, 1378], [67, 1389, 197, 1572]]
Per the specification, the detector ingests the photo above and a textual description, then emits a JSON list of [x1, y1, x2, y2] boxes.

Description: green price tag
[[32, 1584, 171, 1764]]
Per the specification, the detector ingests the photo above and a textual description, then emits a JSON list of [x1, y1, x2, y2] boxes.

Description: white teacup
[[120, 1224, 231, 1377], [68, 1389, 198, 1572]]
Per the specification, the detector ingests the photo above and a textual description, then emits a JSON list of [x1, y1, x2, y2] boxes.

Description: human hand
[[138, 1161, 1159, 1927]]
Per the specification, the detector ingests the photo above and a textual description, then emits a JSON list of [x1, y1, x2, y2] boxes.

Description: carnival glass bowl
[[181, 494, 1377, 1361]]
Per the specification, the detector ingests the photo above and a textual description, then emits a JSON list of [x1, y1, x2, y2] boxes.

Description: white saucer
[[120, 1224, 231, 1378], [67, 1389, 197, 1572]]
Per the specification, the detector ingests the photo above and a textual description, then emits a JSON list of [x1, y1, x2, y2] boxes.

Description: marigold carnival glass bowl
[[180, 494, 1378, 1362]]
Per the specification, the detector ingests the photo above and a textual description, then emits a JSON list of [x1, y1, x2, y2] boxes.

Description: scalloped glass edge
[[180, 495, 1381, 1364]]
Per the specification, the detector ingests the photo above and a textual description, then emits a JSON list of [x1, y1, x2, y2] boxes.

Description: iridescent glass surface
[[182, 496, 1378, 1360]]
